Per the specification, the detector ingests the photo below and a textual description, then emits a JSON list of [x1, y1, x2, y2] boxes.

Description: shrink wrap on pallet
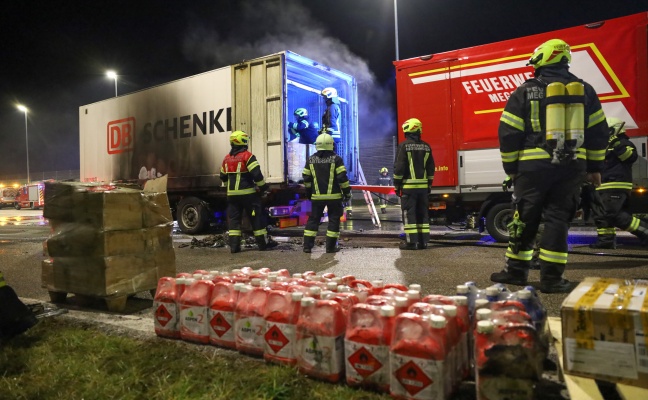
[[41, 178, 176, 303]]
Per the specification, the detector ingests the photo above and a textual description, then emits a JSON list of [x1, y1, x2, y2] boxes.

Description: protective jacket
[[220, 146, 268, 196], [376, 174, 393, 186], [302, 150, 350, 201], [499, 66, 608, 175], [599, 133, 637, 191], [322, 102, 341, 140], [393, 133, 435, 191]]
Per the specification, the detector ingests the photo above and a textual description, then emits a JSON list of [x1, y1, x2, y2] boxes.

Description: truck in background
[[393, 12, 648, 242], [14, 182, 46, 210], [79, 51, 359, 234], [0, 186, 18, 209]]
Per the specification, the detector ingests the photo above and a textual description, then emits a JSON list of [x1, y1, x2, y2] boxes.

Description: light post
[[394, 0, 399, 60], [106, 70, 118, 97], [16, 105, 30, 184]]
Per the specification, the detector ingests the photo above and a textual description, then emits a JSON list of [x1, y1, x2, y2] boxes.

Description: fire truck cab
[[14, 183, 46, 210]]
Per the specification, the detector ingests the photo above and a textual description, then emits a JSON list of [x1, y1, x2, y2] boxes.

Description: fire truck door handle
[[459, 156, 463, 168], [642, 143, 646, 158]]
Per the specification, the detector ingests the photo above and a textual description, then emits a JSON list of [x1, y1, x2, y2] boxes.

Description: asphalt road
[[2, 206, 647, 319]]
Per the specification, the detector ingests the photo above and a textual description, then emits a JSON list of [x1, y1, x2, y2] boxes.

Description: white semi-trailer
[[80, 51, 359, 233]]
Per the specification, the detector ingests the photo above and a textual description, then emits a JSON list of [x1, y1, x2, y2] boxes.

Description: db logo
[[107, 117, 135, 154]]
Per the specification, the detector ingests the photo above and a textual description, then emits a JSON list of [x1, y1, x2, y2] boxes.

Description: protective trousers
[[400, 189, 430, 248], [303, 200, 344, 252], [227, 193, 268, 252], [593, 190, 648, 243], [505, 168, 585, 284]]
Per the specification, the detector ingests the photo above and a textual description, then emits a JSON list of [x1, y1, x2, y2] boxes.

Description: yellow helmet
[[380, 167, 388, 174], [527, 39, 571, 69], [230, 130, 249, 146], [606, 117, 626, 136], [315, 133, 334, 151], [402, 118, 422, 134]]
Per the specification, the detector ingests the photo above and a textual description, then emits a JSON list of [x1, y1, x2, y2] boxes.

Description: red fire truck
[[14, 182, 46, 210], [393, 12, 648, 241]]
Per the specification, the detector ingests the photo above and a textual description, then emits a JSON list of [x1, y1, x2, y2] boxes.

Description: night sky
[[0, 0, 645, 179]]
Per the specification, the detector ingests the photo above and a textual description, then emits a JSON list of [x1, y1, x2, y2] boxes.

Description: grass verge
[[0, 318, 388, 400]]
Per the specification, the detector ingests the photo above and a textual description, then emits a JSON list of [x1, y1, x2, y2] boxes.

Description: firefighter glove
[[342, 192, 352, 203], [502, 176, 513, 192], [394, 185, 402, 197]]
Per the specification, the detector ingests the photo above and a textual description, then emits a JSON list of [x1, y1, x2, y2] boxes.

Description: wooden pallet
[[48, 289, 155, 313], [547, 316, 648, 400]]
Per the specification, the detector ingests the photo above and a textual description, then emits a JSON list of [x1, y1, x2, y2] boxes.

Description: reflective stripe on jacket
[[393, 134, 435, 190]]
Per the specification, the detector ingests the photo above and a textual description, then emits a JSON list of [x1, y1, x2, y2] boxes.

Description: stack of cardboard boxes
[[41, 181, 176, 311]]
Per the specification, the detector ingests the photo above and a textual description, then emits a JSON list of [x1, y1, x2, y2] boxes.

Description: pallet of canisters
[[41, 180, 176, 313]]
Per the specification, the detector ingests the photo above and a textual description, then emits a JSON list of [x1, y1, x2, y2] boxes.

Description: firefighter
[[302, 133, 351, 253], [288, 108, 319, 145], [393, 118, 435, 250], [320, 87, 341, 143], [0, 271, 38, 342], [491, 39, 608, 293], [376, 167, 393, 214], [589, 117, 648, 248], [220, 130, 276, 253]]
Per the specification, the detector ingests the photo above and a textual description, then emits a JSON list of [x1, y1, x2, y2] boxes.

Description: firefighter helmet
[[315, 133, 334, 151], [606, 117, 626, 136], [321, 87, 338, 99], [402, 118, 422, 134], [230, 130, 249, 146], [527, 39, 571, 69], [380, 167, 388, 174], [294, 108, 308, 118]]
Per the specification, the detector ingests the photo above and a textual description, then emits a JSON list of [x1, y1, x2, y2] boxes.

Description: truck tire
[[176, 197, 209, 234], [15, 204, 21, 210], [485, 203, 513, 243]]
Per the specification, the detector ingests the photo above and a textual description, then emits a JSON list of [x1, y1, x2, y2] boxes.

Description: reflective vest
[[220, 148, 266, 196], [302, 150, 350, 200]]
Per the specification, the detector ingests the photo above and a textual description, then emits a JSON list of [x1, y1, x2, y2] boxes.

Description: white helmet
[[321, 87, 338, 99]]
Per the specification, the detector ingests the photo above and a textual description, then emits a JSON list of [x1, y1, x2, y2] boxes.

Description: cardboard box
[[561, 277, 648, 389]]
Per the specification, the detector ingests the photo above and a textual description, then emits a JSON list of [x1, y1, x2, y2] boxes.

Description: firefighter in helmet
[[393, 118, 435, 250], [302, 133, 351, 253], [376, 167, 393, 214], [288, 108, 319, 145], [320, 87, 341, 143], [491, 39, 608, 293], [589, 117, 648, 248], [220, 130, 276, 253]]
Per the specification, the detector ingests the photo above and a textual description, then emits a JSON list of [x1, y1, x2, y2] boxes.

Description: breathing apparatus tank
[[545, 82, 566, 164], [565, 82, 585, 159]]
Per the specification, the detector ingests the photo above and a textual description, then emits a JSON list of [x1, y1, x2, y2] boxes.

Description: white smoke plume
[[182, 0, 397, 174]]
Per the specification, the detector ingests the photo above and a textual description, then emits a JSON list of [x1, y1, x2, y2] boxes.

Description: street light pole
[[106, 70, 118, 97], [394, 0, 399, 61], [17, 105, 30, 184]]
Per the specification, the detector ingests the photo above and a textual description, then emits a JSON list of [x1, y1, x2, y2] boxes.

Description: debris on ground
[[179, 234, 304, 251]]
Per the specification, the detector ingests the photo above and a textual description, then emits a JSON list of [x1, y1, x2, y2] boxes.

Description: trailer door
[[232, 55, 284, 183]]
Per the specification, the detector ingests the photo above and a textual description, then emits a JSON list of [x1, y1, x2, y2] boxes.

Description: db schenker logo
[[107, 117, 135, 154]]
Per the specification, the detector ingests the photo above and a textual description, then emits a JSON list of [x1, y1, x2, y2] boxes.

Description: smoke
[[182, 0, 396, 174]]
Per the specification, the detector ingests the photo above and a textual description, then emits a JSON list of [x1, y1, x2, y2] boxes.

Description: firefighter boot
[[539, 261, 573, 293], [589, 234, 616, 249], [633, 222, 648, 246], [303, 236, 315, 253], [399, 242, 418, 251], [229, 236, 241, 254], [255, 235, 278, 251], [325, 237, 340, 253], [490, 260, 528, 286]]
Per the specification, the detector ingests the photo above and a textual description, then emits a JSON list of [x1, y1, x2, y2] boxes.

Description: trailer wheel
[[485, 203, 513, 243], [176, 197, 209, 234], [15, 204, 21, 210]]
